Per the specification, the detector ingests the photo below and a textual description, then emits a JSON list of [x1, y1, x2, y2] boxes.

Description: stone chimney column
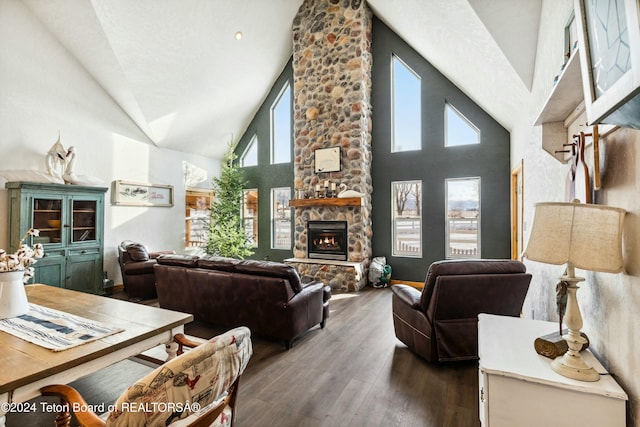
[[291, 0, 373, 286]]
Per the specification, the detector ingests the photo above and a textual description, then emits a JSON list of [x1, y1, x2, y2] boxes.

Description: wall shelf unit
[[289, 197, 363, 208], [534, 50, 584, 163]]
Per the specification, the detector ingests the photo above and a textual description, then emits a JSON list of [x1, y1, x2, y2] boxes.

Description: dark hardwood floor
[[8, 287, 480, 427]]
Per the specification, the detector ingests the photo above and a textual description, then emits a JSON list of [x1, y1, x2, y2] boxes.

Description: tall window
[[271, 82, 292, 164], [240, 134, 258, 167], [392, 180, 422, 257], [392, 55, 421, 152], [271, 187, 291, 249], [242, 189, 258, 247], [446, 178, 480, 258], [445, 103, 480, 147]]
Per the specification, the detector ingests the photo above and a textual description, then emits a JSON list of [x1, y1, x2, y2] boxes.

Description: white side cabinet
[[478, 314, 627, 427]]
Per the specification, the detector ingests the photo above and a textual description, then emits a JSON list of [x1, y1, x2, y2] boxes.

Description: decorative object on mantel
[[337, 183, 364, 198], [0, 228, 44, 319], [524, 200, 626, 381], [314, 179, 338, 198], [288, 197, 363, 208]]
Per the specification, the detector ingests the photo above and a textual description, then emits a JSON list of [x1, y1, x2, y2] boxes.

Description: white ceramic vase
[[0, 270, 30, 319]]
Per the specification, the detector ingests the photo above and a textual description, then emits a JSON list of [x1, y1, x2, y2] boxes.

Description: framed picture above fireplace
[[314, 147, 341, 173]]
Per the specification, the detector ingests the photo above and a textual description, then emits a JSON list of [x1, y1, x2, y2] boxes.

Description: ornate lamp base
[[553, 269, 600, 382], [551, 348, 600, 382]]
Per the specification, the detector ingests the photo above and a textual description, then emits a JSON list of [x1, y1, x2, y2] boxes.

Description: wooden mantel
[[288, 197, 363, 208]]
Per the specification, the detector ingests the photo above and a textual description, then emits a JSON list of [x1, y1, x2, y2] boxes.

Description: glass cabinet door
[[71, 199, 98, 243], [32, 197, 63, 245]]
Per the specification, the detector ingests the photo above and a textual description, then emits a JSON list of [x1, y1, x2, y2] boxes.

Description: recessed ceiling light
[[234, 31, 243, 40]]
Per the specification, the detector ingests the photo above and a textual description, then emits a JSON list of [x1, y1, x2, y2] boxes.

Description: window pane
[[271, 83, 292, 164], [241, 134, 258, 167], [272, 187, 291, 249], [584, 0, 630, 97], [392, 180, 422, 257], [446, 178, 480, 258], [392, 55, 421, 152], [243, 189, 258, 247], [445, 103, 480, 147]]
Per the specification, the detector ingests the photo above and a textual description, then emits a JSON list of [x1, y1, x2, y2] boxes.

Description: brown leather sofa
[[117, 241, 174, 299], [154, 254, 331, 349], [391, 259, 531, 362]]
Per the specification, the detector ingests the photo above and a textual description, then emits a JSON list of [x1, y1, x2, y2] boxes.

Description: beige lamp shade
[[523, 201, 625, 273]]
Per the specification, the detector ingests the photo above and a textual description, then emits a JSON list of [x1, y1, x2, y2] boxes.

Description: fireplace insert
[[307, 221, 347, 261]]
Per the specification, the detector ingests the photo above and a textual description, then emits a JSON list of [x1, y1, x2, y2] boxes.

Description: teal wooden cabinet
[[6, 181, 108, 294]]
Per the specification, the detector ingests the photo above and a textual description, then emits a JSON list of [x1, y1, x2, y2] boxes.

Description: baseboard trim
[[390, 280, 423, 289]]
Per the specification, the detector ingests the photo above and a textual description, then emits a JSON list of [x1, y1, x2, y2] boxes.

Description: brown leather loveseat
[[154, 254, 331, 349], [391, 259, 531, 362]]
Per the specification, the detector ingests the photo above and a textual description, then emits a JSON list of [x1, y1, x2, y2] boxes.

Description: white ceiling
[[21, 0, 541, 160]]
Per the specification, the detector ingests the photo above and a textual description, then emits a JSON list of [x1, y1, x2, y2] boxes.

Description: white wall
[[512, 1, 640, 424], [0, 0, 220, 285]]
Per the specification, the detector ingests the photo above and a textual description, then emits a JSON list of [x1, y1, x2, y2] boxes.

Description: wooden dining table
[[0, 284, 193, 426]]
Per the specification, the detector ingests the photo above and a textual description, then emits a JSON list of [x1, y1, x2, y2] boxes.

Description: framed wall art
[[111, 180, 174, 207], [314, 147, 341, 173]]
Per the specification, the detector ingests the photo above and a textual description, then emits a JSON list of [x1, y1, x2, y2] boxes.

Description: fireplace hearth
[[307, 221, 347, 261]]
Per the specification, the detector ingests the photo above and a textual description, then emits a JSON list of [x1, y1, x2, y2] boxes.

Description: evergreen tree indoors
[[206, 144, 254, 259]]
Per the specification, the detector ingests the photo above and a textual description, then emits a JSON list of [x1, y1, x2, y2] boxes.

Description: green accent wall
[[235, 20, 512, 277], [235, 58, 294, 262], [371, 17, 512, 281]]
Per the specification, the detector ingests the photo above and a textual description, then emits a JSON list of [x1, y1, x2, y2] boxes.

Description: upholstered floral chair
[[41, 327, 253, 427]]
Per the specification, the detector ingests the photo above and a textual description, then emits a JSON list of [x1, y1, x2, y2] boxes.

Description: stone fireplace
[[285, 0, 373, 292]]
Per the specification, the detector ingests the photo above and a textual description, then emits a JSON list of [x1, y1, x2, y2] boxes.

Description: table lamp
[[523, 200, 625, 381]]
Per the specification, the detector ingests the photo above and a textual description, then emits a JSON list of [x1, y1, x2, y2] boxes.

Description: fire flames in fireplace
[[314, 235, 340, 250]]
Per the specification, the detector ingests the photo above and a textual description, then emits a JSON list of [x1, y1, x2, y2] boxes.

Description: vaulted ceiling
[[20, 0, 541, 160]]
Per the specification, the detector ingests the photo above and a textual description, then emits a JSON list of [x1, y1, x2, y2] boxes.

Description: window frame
[[444, 103, 480, 147], [242, 188, 259, 248], [391, 54, 422, 153], [445, 177, 481, 259], [240, 134, 259, 167], [270, 81, 292, 164], [391, 180, 423, 258], [271, 187, 292, 250]]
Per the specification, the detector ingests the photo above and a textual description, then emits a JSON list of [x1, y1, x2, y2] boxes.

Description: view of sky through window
[[272, 83, 292, 164], [445, 103, 480, 147], [241, 134, 258, 167], [392, 55, 421, 152]]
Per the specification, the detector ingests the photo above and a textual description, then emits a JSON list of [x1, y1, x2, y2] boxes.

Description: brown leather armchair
[[391, 259, 531, 362], [117, 240, 174, 299]]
